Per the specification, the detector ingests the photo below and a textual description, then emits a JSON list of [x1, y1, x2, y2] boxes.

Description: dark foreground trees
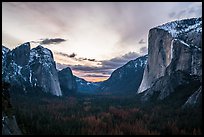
[[10, 92, 202, 135]]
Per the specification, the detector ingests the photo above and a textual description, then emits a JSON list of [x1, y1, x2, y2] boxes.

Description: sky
[[2, 2, 202, 82]]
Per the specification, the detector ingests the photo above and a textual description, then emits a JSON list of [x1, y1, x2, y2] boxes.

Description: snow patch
[[29, 70, 32, 83], [170, 39, 174, 61], [134, 63, 138, 68], [178, 39, 190, 48], [17, 66, 22, 75]]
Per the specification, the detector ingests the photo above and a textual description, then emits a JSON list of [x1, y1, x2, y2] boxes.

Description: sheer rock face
[[58, 67, 77, 96], [2, 43, 62, 96], [137, 29, 173, 93], [138, 17, 202, 105], [165, 39, 202, 76], [28, 46, 62, 96]]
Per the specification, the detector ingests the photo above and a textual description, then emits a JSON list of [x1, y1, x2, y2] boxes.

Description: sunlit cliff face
[[2, 2, 202, 81]]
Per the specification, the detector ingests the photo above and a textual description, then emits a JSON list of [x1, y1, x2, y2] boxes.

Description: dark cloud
[[55, 52, 98, 62], [79, 57, 97, 62], [100, 52, 140, 69], [139, 47, 148, 54], [69, 53, 77, 58], [40, 38, 66, 45], [30, 38, 66, 45], [138, 39, 146, 44], [88, 59, 96, 62], [55, 52, 77, 58]]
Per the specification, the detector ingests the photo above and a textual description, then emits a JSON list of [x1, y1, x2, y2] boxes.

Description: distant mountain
[[2, 43, 62, 96], [99, 55, 148, 94], [74, 76, 101, 94], [138, 17, 202, 107]]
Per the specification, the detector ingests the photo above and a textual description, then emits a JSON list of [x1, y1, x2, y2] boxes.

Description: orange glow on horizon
[[83, 77, 109, 82], [72, 70, 109, 82]]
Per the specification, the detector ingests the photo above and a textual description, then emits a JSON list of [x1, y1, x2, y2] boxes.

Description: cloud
[[3, 2, 202, 57], [68, 53, 77, 58], [55, 52, 77, 58], [168, 2, 202, 19], [40, 38, 66, 45], [56, 63, 70, 70], [168, 12, 176, 18], [30, 38, 66, 45], [138, 39, 146, 44], [71, 65, 113, 73], [87, 59, 96, 62], [55, 51, 98, 62], [79, 57, 97, 62], [139, 47, 148, 54], [100, 52, 140, 69]]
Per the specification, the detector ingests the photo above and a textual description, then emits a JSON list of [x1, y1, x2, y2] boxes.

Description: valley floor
[[10, 92, 202, 135]]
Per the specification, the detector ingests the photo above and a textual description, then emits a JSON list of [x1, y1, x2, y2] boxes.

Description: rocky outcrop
[[141, 70, 201, 101], [138, 17, 202, 105], [2, 43, 62, 96], [183, 86, 202, 108], [100, 55, 148, 94], [58, 67, 77, 95]]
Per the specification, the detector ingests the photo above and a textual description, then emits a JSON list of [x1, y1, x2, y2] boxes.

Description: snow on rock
[[29, 70, 32, 84], [2, 43, 62, 96], [157, 17, 202, 38]]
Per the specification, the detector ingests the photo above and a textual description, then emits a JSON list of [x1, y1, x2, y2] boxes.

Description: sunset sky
[[2, 2, 202, 82]]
